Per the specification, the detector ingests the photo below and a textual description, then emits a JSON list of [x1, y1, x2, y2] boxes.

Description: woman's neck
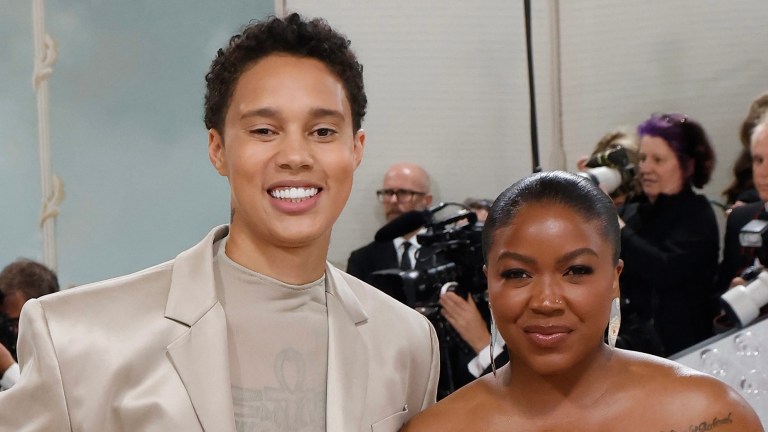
[[501, 345, 616, 416]]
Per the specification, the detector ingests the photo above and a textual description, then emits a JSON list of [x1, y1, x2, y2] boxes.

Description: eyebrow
[[240, 107, 280, 121], [555, 248, 599, 266], [496, 248, 598, 266], [308, 107, 345, 122], [239, 107, 345, 123]]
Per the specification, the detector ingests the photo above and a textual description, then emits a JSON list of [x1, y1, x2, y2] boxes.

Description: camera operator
[[0, 258, 59, 390], [347, 162, 434, 280], [347, 164, 503, 397], [717, 110, 768, 303]]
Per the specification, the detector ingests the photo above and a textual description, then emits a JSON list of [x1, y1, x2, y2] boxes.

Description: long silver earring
[[490, 314, 499, 377], [608, 297, 621, 349]]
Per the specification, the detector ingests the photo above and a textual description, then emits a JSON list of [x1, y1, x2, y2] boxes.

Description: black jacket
[[346, 240, 399, 283], [618, 187, 720, 355], [716, 200, 766, 294]]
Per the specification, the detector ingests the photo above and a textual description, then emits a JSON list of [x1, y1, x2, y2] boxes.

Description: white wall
[[4, 1, 768, 283], [286, 0, 768, 268], [1, 1, 274, 286]]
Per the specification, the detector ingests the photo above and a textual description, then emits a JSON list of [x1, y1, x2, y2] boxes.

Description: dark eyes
[[313, 127, 337, 138], [249, 127, 275, 136], [247, 127, 337, 138], [498, 265, 594, 280], [500, 269, 529, 280], [564, 265, 594, 276]]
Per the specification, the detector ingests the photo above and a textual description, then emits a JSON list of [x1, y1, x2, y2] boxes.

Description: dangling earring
[[608, 297, 621, 349], [490, 316, 499, 377]]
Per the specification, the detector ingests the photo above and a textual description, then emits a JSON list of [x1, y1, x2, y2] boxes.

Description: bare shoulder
[[402, 375, 498, 432], [615, 349, 764, 431]]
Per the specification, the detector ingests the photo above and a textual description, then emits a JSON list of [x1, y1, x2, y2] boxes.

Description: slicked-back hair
[[482, 171, 621, 265], [204, 13, 367, 133]]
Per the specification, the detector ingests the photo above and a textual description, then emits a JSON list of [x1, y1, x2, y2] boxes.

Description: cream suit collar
[[325, 263, 370, 432], [165, 225, 235, 432], [164, 225, 374, 432]]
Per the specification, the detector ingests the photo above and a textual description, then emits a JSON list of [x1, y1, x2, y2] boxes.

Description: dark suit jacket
[[716, 200, 766, 294], [346, 240, 399, 285]]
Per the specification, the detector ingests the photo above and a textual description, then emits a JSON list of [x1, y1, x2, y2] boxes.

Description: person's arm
[[439, 292, 490, 353], [0, 363, 19, 391], [440, 292, 506, 377], [0, 343, 19, 390], [465, 336, 505, 378], [0, 299, 71, 430]]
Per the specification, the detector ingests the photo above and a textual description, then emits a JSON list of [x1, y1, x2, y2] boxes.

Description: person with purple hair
[[616, 113, 719, 356]]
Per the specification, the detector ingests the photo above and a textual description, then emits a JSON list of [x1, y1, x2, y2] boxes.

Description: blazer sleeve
[[420, 314, 440, 411], [0, 299, 71, 432]]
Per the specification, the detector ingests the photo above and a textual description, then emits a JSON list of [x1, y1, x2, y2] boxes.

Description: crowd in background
[[342, 91, 768, 393]]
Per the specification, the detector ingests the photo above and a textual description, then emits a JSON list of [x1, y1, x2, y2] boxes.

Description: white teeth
[[270, 187, 319, 201]]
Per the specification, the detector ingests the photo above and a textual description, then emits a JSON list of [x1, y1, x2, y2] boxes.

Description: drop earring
[[608, 297, 621, 349], [490, 315, 499, 377]]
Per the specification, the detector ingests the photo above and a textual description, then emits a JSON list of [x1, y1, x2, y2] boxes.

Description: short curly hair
[[637, 113, 715, 189], [204, 13, 367, 133]]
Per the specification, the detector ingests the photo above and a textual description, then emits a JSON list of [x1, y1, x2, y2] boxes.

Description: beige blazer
[[0, 226, 439, 431]]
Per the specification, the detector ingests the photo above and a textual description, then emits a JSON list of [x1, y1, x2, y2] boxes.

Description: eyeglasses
[[651, 112, 688, 125], [376, 188, 426, 203]]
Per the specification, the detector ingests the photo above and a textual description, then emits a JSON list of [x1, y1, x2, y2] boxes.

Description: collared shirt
[[393, 229, 425, 269]]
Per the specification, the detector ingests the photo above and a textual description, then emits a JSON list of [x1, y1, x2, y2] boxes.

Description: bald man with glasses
[[347, 162, 433, 282]]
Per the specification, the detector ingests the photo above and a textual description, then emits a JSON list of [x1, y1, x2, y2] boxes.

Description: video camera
[[368, 203, 489, 397], [577, 144, 637, 196], [368, 204, 486, 317]]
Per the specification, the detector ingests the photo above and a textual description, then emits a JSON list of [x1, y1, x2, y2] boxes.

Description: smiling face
[[485, 202, 622, 376], [638, 135, 686, 202], [209, 54, 365, 254]]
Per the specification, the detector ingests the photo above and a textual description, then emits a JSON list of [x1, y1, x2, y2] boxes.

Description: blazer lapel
[[165, 226, 236, 432], [325, 264, 370, 432]]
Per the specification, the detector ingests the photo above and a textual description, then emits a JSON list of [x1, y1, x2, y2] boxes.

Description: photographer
[[0, 258, 59, 390], [576, 128, 640, 207], [717, 110, 768, 299], [617, 113, 719, 356]]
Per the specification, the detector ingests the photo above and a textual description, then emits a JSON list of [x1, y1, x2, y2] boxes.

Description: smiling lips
[[523, 325, 572, 348], [269, 186, 319, 202]]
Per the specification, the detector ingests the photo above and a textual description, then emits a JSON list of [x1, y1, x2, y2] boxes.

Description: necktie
[[400, 242, 412, 270]]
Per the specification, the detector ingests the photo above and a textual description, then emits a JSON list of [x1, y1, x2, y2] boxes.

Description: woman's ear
[[208, 129, 228, 176], [613, 259, 624, 298]]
